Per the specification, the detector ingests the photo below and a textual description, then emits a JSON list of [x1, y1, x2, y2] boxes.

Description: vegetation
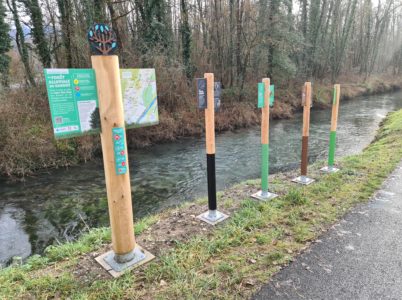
[[0, 0, 11, 87], [1, 73, 401, 177], [3, 0, 402, 88], [1, 0, 402, 176], [1, 109, 402, 299]]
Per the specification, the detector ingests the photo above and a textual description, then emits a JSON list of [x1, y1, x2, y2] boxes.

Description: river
[[1, 91, 401, 265]]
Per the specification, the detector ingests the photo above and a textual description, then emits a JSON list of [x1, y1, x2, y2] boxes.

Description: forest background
[[0, 0, 402, 176]]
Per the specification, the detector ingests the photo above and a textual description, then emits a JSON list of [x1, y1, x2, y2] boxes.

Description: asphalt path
[[253, 162, 402, 300]]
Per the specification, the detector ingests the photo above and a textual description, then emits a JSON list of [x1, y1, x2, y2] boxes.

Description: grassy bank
[[0, 74, 401, 177], [1, 109, 402, 299]]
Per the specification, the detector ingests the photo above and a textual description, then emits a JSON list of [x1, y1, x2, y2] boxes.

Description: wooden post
[[292, 82, 315, 185], [92, 55, 135, 259], [301, 82, 311, 176], [88, 24, 154, 277], [196, 73, 229, 225], [328, 84, 340, 166], [261, 78, 270, 192], [251, 78, 278, 201], [322, 84, 341, 173], [205, 73, 217, 211]]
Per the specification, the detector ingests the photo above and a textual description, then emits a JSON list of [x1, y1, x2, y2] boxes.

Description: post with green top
[[321, 84, 341, 173], [252, 78, 278, 201]]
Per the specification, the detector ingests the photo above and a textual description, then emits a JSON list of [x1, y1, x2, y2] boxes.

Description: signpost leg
[[92, 55, 154, 277], [252, 78, 278, 201], [321, 84, 341, 173], [197, 73, 229, 225], [293, 82, 315, 185]]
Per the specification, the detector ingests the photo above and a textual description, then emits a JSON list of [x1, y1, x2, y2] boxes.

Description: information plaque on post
[[44, 69, 100, 139]]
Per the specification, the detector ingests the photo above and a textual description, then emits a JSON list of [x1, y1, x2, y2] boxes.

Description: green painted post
[[328, 131, 337, 167], [322, 84, 341, 173], [252, 80, 278, 201], [261, 143, 269, 192]]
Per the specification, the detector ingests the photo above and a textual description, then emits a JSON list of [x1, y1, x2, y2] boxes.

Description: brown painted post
[[301, 82, 312, 176], [92, 55, 136, 261]]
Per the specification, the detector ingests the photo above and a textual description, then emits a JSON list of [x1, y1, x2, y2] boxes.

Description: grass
[[1, 109, 402, 299]]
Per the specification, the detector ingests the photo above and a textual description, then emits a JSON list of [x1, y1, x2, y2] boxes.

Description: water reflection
[[0, 91, 401, 264]]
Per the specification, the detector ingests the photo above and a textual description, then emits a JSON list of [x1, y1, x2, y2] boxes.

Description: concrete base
[[292, 175, 315, 185], [320, 166, 340, 173], [196, 210, 229, 225], [95, 245, 155, 278], [251, 190, 278, 201]]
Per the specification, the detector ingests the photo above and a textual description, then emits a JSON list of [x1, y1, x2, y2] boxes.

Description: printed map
[[121, 69, 159, 129]]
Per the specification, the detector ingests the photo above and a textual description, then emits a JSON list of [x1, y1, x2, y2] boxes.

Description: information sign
[[44, 69, 100, 139], [120, 69, 159, 129]]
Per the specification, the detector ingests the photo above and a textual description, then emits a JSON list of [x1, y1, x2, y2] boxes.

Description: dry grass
[[1, 73, 401, 177]]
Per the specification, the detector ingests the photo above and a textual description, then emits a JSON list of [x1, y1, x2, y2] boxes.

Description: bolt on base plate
[[196, 210, 229, 225], [292, 175, 315, 185], [95, 245, 155, 278], [251, 190, 278, 201], [320, 166, 340, 173]]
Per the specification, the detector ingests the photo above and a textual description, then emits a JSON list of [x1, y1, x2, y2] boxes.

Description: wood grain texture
[[330, 84, 341, 131], [205, 73, 215, 154], [261, 78, 271, 144], [92, 55, 135, 255], [301, 136, 309, 176], [302, 82, 312, 137]]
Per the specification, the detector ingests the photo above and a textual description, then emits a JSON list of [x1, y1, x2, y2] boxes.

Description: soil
[[66, 182, 255, 283]]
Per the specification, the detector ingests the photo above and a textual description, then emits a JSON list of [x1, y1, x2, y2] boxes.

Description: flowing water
[[1, 91, 402, 265]]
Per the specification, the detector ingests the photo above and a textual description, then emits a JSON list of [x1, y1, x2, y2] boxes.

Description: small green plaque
[[258, 83, 265, 108], [112, 127, 128, 175], [44, 69, 100, 139], [270, 85, 275, 107]]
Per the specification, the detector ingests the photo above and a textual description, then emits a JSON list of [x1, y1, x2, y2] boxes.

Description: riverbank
[[1, 109, 402, 299], [0, 74, 401, 177]]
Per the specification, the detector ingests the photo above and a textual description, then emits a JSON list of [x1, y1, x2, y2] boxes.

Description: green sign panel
[[270, 85, 275, 107], [112, 127, 127, 175], [44, 69, 100, 139], [258, 83, 264, 108]]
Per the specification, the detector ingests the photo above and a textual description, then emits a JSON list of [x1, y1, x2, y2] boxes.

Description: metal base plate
[[196, 210, 229, 225], [251, 190, 278, 201], [320, 166, 340, 173], [95, 245, 155, 278], [292, 176, 315, 185]]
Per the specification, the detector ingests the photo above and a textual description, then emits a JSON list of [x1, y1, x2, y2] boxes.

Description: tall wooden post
[[89, 24, 154, 277], [322, 84, 341, 173], [252, 78, 278, 201], [196, 73, 229, 225], [92, 55, 135, 259], [293, 82, 315, 185]]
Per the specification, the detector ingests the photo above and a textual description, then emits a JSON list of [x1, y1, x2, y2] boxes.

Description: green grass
[[1, 110, 402, 299]]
